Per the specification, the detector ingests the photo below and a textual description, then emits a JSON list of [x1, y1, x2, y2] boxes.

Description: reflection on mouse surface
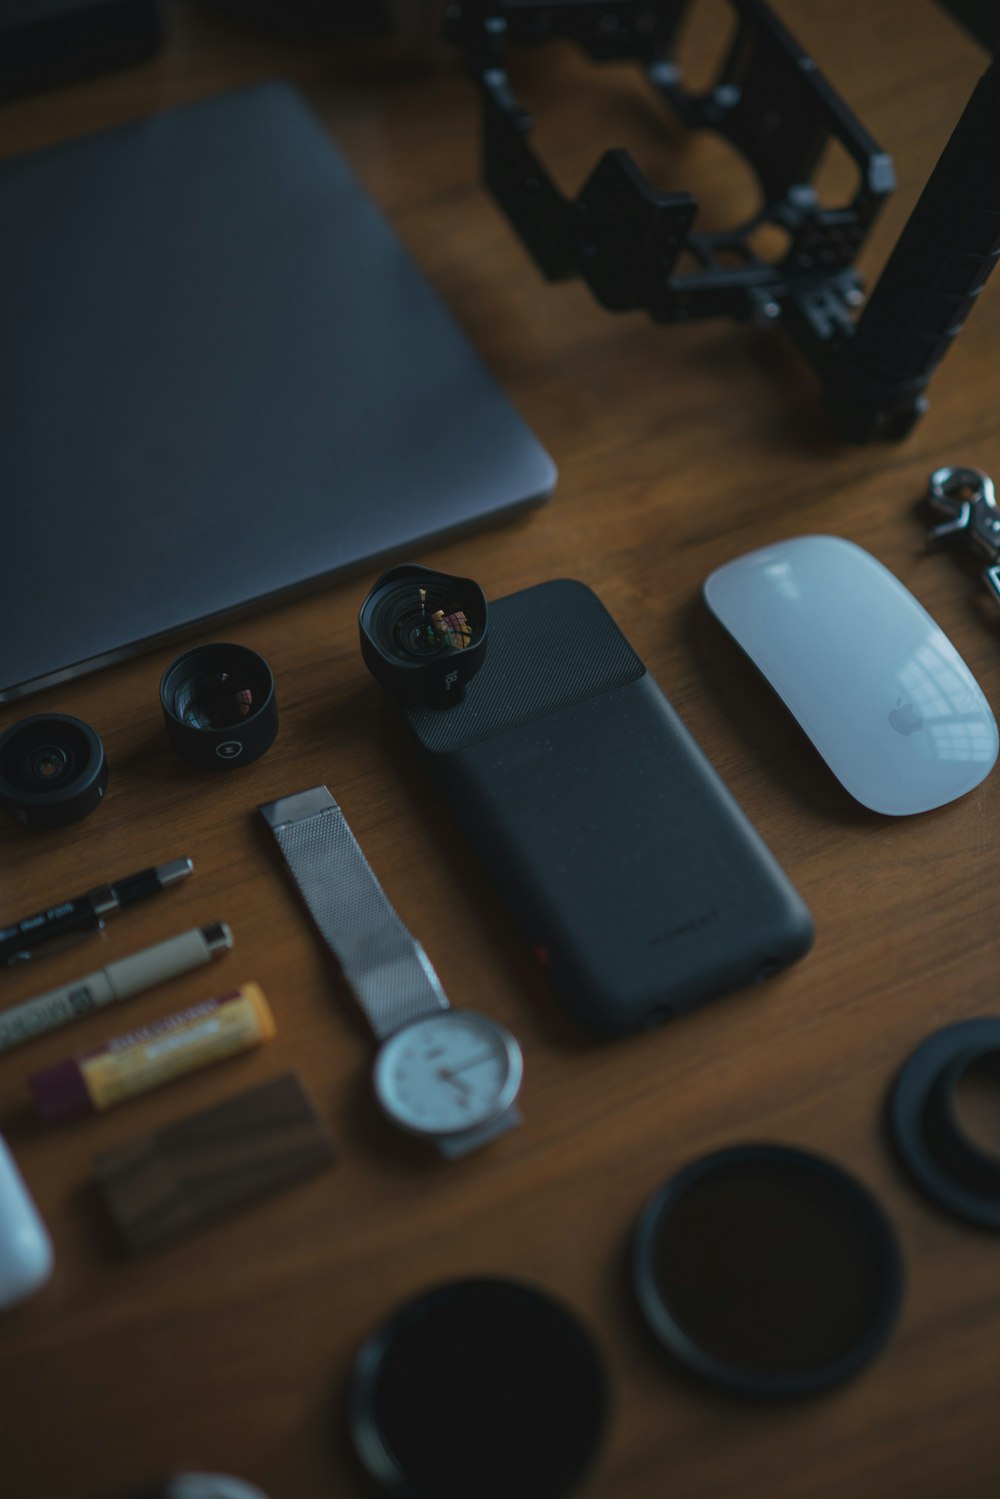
[[703, 535, 998, 816]]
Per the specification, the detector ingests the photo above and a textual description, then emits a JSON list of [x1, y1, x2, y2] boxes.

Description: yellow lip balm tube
[[28, 983, 275, 1123]]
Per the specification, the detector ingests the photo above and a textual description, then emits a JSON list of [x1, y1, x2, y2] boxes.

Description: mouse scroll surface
[[703, 536, 998, 816]]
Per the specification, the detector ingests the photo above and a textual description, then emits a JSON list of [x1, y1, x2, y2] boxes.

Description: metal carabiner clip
[[926, 465, 1000, 606]]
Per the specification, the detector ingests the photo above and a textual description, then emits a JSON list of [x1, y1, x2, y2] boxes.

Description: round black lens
[[160, 644, 277, 771], [633, 1145, 903, 1399], [359, 564, 488, 708], [350, 1278, 608, 1499], [0, 715, 107, 829]]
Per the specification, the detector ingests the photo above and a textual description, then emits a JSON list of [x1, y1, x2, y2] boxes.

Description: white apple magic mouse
[[703, 535, 998, 816]]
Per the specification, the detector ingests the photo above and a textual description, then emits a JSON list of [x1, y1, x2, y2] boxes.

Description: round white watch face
[[373, 1010, 523, 1138]]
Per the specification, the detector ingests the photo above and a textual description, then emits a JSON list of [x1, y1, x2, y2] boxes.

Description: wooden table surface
[[2, 3, 999, 1496]]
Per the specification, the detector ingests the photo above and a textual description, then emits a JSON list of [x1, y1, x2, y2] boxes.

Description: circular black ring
[[0, 714, 108, 829], [159, 643, 277, 771], [632, 1144, 904, 1400], [890, 1018, 1000, 1229], [349, 1277, 608, 1499]]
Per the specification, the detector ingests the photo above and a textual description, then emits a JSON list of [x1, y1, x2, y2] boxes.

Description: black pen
[[0, 858, 194, 967]]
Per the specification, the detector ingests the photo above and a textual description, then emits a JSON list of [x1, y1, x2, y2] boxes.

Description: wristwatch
[[258, 786, 522, 1159]]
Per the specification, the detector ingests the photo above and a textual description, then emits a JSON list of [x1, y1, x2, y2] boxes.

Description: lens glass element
[[377, 584, 475, 661], [3, 724, 89, 795], [173, 671, 256, 730], [24, 744, 73, 786]]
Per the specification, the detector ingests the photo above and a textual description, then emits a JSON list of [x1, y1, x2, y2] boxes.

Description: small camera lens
[[160, 644, 278, 770], [0, 715, 107, 829], [360, 565, 487, 708]]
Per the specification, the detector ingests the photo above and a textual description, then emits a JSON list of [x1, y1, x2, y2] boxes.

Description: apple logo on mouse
[[888, 698, 923, 736]]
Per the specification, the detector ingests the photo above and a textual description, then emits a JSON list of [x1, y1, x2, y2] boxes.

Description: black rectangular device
[[398, 579, 814, 1037]]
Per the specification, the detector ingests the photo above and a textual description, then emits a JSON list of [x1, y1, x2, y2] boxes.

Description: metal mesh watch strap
[[259, 786, 449, 1041]]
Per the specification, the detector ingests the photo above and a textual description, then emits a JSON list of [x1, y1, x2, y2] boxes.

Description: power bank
[[400, 579, 814, 1036]]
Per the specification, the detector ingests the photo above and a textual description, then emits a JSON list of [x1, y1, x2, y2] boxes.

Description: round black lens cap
[[0, 714, 108, 829], [890, 1017, 1000, 1230], [633, 1144, 903, 1399], [349, 1277, 608, 1499]]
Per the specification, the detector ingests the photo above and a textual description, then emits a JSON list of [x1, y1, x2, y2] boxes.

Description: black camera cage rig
[[446, 0, 1000, 441]]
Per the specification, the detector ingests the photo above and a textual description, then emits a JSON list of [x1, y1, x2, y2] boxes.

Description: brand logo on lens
[[216, 741, 244, 760]]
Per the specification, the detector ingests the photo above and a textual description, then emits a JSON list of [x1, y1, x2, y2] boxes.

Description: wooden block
[[94, 1072, 335, 1254]]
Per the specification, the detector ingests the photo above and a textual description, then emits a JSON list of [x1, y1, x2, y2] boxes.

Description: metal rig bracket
[[448, 1, 1000, 441], [445, 0, 895, 330]]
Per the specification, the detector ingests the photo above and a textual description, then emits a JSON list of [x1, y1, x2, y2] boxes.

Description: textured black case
[[404, 580, 814, 1037]]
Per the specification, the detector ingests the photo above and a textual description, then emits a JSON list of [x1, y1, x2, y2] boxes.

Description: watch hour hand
[[438, 1069, 472, 1095]]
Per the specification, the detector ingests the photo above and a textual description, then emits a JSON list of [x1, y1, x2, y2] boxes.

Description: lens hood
[[0, 713, 108, 829], [359, 564, 488, 708]]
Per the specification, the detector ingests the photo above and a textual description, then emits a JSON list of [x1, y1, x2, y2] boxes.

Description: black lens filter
[[890, 1017, 1000, 1230], [0, 713, 108, 829], [632, 1144, 903, 1399], [349, 1277, 608, 1499], [160, 644, 277, 769]]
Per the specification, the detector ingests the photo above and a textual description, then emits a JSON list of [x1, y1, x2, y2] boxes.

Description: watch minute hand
[[438, 1051, 496, 1080]]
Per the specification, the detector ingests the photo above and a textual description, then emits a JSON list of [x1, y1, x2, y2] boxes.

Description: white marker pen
[[0, 923, 233, 1054]]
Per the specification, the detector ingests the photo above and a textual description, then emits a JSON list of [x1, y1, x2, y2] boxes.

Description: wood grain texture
[[95, 1072, 336, 1254], [1, 2, 999, 1496]]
